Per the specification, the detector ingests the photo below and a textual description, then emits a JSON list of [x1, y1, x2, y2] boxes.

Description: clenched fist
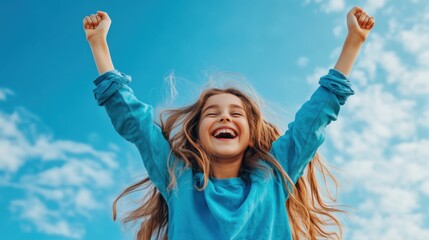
[[83, 11, 111, 42], [347, 7, 375, 41]]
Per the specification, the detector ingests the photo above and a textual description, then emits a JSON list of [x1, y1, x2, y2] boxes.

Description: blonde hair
[[113, 87, 344, 240]]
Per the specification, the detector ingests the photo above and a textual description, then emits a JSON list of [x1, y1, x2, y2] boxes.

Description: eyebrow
[[202, 104, 245, 114]]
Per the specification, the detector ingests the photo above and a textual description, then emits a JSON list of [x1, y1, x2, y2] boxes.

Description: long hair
[[112, 87, 344, 240]]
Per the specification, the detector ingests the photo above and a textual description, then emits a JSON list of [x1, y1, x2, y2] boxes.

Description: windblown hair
[[113, 87, 344, 240]]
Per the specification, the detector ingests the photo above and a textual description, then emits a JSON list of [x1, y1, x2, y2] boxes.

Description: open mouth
[[212, 128, 237, 139]]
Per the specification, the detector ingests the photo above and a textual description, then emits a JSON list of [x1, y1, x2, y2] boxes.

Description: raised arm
[[83, 12, 171, 199], [334, 7, 375, 76], [83, 11, 114, 74], [271, 7, 374, 183]]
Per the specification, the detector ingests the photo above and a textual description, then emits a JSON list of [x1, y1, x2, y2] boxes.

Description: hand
[[347, 7, 375, 42], [83, 11, 111, 42]]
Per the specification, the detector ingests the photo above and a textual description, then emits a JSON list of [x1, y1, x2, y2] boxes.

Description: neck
[[212, 155, 243, 179]]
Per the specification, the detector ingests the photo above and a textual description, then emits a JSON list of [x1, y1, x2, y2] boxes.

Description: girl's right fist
[[83, 11, 111, 42]]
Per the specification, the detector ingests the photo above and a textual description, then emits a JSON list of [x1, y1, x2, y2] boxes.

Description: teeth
[[213, 128, 236, 137]]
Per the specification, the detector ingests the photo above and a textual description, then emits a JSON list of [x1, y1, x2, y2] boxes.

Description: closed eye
[[205, 113, 218, 117], [231, 112, 243, 116]]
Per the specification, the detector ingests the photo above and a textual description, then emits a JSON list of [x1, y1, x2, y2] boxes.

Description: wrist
[[346, 32, 366, 44], [88, 36, 108, 46]]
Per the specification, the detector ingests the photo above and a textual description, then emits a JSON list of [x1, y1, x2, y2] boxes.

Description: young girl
[[83, 7, 374, 240]]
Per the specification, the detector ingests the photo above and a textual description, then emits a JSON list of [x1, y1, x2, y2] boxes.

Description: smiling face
[[197, 93, 251, 162]]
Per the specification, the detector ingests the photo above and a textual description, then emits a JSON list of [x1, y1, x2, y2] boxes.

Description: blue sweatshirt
[[93, 69, 354, 240]]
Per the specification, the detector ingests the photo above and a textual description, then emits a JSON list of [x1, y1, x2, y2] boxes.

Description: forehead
[[203, 93, 244, 109]]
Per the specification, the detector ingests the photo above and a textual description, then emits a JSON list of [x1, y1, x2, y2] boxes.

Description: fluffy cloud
[[306, 0, 392, 14], [10, 197, 84, 239], [0, 111, 29, 172], [0, 106, 121, 239], [323, 0, 345, 13], [361, 0, 390, 14], [307, 1, 429, 239], [305, 0, 345, 13]]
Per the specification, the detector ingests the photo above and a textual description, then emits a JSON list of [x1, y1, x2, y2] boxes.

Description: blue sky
[[1, 0, 428, 239]]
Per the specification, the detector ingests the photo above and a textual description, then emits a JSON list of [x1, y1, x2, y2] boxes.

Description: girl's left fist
[[347, 7, 375, 41]]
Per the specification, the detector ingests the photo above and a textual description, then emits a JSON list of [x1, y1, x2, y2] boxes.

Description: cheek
[[243, 121, 252, 142], [197, 120, 209, 140], [242, 119, 251, 134], [197, 121, 212, 150]]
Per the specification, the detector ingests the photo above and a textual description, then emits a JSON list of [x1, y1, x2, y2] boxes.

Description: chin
[[212, 151, 244, 159]]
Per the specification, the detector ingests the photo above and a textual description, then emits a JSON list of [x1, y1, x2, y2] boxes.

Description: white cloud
[[417, 50, 429, 67], [306, 67, 326, 88], [1, 102, 123, 238], [323, 0, 345, 13], [349, 69, 368, 86], [398, 24, 429, 54], [307, 0, 393, 14], [0, 88, 14, 101], [349, 85, 416, 139], [75, 188, 100, 210], [10, 197, 84, 239], [349, 31, 429, 96], [306, 1, 429, 238], [327, 84, 417, 163], [31, 136, 118, 168], [307, 0, 390, 15], [327, 85, 429, 238], [361, 0, 389, 15], [349, 213, 429, 240], [22, 159, 114, 188], [0, 112, 30, 172], [0, 139, 28, 172], [418, 109, 429, 129], [421, 181, 429, 196], [303, 0, 344, 13], [377, 187, 418, 214]]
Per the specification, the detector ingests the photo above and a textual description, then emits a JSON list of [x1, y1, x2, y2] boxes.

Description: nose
[[219, 114, 231, 122]]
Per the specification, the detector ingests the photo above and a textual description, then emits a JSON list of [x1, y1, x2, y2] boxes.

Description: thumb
[[349, 6, 363, 16], [97, 11, 110, 20]]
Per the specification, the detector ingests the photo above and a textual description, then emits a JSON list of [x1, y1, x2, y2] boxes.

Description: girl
[[83, 7, 374, 240]]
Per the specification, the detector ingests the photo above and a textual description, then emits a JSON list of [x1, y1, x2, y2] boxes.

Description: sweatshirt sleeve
[[270, 69, 354, 183], [93, 70, 170, 199]]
